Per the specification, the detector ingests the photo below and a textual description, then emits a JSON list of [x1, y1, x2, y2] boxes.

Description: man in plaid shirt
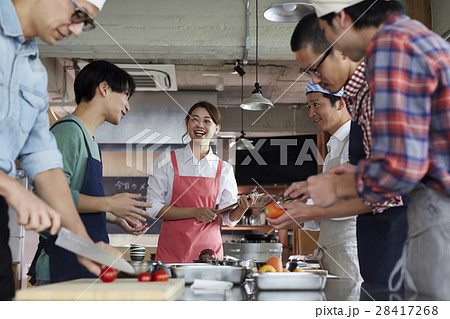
[[299, 0, 450, 298], [271, 12, 407, 286]]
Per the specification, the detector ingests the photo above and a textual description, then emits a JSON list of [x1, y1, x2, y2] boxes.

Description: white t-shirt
[[146, 144, 238, 227], [303, 120, 352, 230]]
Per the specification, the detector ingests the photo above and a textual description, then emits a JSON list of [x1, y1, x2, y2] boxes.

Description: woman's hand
[[229, 194, 257, 222], [194, 207, 217, 223], [106, 193, 152, 225], [116, 217, 149, 235]]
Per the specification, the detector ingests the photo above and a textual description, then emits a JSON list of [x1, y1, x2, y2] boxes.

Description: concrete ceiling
[[39, 0, 448, 109], [38, 0, 310, 107]]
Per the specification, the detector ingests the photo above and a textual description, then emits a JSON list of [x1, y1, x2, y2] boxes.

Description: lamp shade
[[264, 1, 315, 23], [231, 136, 255, 150], [240, 91, 274, 111]]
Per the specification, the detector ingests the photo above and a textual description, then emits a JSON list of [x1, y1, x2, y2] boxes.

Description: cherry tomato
[[138, 272, 152, 282], [99, 266, 118, 283], [265, 201, 284, 219], [152, 270, 169, 282]]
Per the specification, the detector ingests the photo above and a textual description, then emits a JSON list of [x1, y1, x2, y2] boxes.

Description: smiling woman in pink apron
[[147, 101, 253, 263]]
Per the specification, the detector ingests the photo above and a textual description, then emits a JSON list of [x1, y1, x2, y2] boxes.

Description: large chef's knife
[[55, 227, 135, 274]]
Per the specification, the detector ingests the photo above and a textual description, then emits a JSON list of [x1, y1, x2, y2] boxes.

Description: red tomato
[[265, 201, 284, 219], [152, 270, 169, 282], [138, 272, 152, 282], [99, 266, 117, 283]]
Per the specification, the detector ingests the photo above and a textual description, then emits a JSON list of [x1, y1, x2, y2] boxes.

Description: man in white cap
[[271, 81, 362, 285], [0, 0, 111, 300], [302, 0, 450, 298]]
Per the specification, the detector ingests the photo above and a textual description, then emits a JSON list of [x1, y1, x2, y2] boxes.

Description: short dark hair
[[321, 0, 403, 29], [74, 60, 136, 104], [322, 93, 341, 106], [290, 13, 330, 54]]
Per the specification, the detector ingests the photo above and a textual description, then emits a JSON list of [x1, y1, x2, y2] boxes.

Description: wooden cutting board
[[16, 278, 185, 301]]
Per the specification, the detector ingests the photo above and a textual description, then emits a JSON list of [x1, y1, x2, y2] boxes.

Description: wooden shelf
[[221, 225, 273, 231]]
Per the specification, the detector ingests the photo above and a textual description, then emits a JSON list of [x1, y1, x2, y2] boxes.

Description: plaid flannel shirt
[[344, 62, 403, 213], [355, 13, 450, 203]]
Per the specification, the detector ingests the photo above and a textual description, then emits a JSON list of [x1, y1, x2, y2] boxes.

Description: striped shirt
[[355, 13, 450, 203], [344, 62, 403, 213]]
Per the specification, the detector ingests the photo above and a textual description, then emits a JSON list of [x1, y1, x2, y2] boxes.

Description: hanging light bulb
[[241, 0, 274, 111], [233, 130, 255, 150], [231, 60, 255, 150], [264, 1, 314, 23]]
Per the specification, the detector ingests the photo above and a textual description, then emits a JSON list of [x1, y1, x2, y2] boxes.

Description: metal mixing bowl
[[118, 261, 163, 278]]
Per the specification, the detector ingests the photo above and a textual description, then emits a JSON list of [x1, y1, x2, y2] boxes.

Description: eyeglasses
[[299, 47, 333, 78], [71, 0, 95, 31]]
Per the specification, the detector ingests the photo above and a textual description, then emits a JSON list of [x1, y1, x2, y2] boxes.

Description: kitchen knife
[[55, 227, 136, 274]]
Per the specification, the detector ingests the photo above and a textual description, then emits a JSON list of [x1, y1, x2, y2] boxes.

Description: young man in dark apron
[[28, 61, 152, 284]]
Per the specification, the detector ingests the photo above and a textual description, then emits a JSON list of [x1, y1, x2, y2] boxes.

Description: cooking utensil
[[170, 264, 246, 284], [55, 227, 135, 274], [274, 194, 299, 203], [244, 233, 274, 242], [216, 187, 263, 214], [193, 259, 219, 265], [254, 272, 327, 290], [117, 261, 163, 278]]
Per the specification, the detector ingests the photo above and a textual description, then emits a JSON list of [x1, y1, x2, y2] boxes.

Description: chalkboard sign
[[103, 176, 162, 234]]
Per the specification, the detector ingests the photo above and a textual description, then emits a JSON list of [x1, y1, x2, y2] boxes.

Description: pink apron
[[155, 151, 224, 263]]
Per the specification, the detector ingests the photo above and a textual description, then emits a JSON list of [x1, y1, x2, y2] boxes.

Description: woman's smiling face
[[187, 107, 220, 142]]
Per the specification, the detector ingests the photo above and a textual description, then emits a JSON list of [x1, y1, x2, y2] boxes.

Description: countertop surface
[[177, 278, 447, 301]]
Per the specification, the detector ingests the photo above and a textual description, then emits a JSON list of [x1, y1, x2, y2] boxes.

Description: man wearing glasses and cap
[[270, 81, 362, 286], [302, 0, 450, 298], [0, 0, 117, 300]]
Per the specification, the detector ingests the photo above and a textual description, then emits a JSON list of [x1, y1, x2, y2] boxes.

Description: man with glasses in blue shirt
[[0, 0, 119, 300]]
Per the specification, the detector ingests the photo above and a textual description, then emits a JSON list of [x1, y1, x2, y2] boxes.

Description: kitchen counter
[[177, 278, 447, 301]]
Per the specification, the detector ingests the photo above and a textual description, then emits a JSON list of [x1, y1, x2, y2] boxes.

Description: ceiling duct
[[78, 63, 178, 92]]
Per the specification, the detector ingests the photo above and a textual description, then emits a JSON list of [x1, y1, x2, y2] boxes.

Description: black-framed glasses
[[71, 0, 95, 31], [299, 47, 333, 77]]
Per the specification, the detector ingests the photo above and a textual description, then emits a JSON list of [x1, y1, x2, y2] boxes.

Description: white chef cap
[[310, 0, 366, 18], [86, 0, 107, 10]]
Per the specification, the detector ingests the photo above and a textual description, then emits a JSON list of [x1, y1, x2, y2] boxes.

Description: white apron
[[314, 134, 362, 284]]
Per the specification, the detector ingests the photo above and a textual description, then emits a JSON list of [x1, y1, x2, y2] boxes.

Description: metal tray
[[170, 264, 246, 284], [255, 272, 327, 291]]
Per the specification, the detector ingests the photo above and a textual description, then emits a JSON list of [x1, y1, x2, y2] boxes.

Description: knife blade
[[55, 227, 136, 274]]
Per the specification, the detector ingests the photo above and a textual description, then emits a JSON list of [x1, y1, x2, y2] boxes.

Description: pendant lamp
[[264, 1, 314, 23], [240, 0, 274, 111], [231, 61, 255, 150]]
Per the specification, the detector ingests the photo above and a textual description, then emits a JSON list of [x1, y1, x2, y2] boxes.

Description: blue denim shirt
[[0, 0, 62, 182]]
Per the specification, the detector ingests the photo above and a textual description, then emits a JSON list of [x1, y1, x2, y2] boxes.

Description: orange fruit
[[266, 256, 283, 272], [264, 202, 284, 219], [258, 265, 276, 273], [293, 268, 304, 272]]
